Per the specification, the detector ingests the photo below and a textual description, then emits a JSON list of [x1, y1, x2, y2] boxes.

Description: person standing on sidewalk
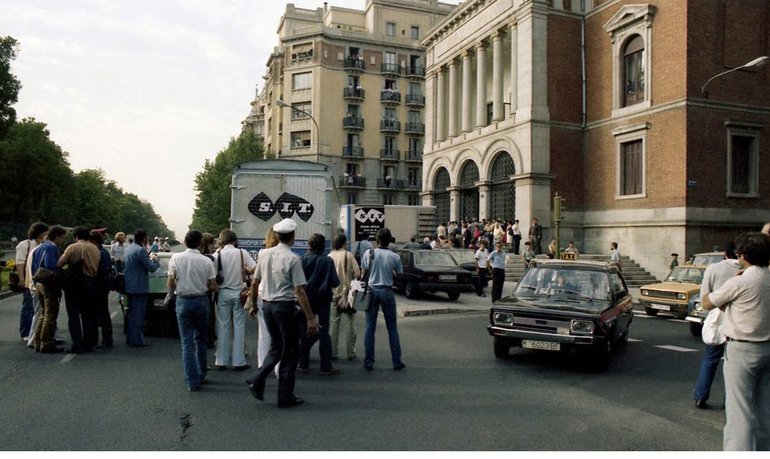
[[488, 241, 506, 302], [168, 230, 218, 391], [16, 222, 48, 343], [360, 227, 405, 371], [248, 218, 319, 408], [474, 239, 490, 297], [702, 232, 770, 451], [213, 229, 256, 371], [124, 229, 159, 347]]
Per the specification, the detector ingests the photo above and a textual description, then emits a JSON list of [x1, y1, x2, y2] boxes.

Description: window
[[411, 26, 420, 39], [623, 36, 644, 107], [409, 82, 421, 95], [383, 194, 395, 205], [408, 110, 421, 123], [292, 72, 312, 90], [619, 140, 643, 196], [347, 104, 360, 117], [407, 167, 420, 186], [290, 102, 311, 119], [290, 131, 311, 148], [408, 194, 420, 206], [384, 107, 397, 122], [727, 127, 759, 197], [347, 193, 358, 205], [386, 22, 396, 36], [383, 135, 397, 154], [409, 137, 421, 154]]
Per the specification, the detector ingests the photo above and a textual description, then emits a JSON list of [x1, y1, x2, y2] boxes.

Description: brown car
[[638, 265, 706, 319]]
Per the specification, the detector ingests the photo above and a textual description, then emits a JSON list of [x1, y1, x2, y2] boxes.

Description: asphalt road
[[0, 291, 724, 451]]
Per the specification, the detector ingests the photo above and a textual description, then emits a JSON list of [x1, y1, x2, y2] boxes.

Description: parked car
[[638, 265, 706, 319], [120, 252, 179, 337], [487, 259, 633, 368], [687, 252, 724, 266], [442, 248, 481, 284], [685, 296, 707, 336], [393, 249, 476, 300]]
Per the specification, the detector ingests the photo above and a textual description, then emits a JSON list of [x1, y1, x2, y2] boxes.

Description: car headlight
[[641, 289, 648, 296], [694, 301, 703, 311], [493, 312, 513, 325], [678, 293, 687, 300], [570, 320, 595, 335]]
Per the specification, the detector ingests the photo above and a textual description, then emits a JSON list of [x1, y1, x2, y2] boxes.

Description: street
[[0, 291, 724, 451]]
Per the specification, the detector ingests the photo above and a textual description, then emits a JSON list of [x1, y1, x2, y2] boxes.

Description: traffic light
[[553, 194, 567, 222]]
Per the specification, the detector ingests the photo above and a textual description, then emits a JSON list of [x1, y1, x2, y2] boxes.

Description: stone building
[[421, 0, 770, 279], [242, 0, 456, 207]]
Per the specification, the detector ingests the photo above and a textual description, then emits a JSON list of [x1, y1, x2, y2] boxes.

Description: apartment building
[[242, 0, 456, 206], [422, 0, 770, 278]]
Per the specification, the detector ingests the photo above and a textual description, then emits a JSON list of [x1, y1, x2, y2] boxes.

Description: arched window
[[433, 168, 451, 225], [489, 153, 515, 221], [459, 161, 479, 221], [623, 35, 644, 107]]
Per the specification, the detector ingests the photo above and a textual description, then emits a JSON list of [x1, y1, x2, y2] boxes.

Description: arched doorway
[[489, 152, 515, 221], [459, 161, 479, 221], [433, 168, 450, 225]]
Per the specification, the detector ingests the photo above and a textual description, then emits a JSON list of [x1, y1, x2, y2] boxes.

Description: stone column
[[448, 59, 458, 138], [492, 31, 504, 122], [509, 21, 518, 116], [475, 41, 487, 129], [449, 187, 460, 223], [461, 50, 472, 132], [436, 67, 446, 141], [478, 182, 491, 221]]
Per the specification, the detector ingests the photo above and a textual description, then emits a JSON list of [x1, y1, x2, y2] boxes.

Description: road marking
[[61, 354, 76, 363], [655, 345, 698, 352], [628, 338, 642, 343], [668, 319, 689, 323]]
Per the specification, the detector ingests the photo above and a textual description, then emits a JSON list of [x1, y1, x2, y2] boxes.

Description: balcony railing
[[403, 180, 422, 190], [405, 65, 425, 78], [342, 146, 364, 158], [381, 62, 401, 76], [380, 119, 400, 133], [405, 149, 422, 162], [380, 90, 401, 104], [377, 178, 404, 189], [344, 56, 365, 71], [339, 175, 366, 188], [343, 116, 365, 130], [405, 93, 425, 107], [343, 87, 365, 100], [379, 149, 400, 160], [405, 122, 425, 135]]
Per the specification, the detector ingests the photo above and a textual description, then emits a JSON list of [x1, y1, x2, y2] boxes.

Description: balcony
[[403, 180, 422, 191], [380, 119, 400, 133], [405, 93, 425, 107], [377, 178, 404, 189], [342, 146, 364, 158], [344, 56, 365, 72], [343, 116, 365, 130], [405, 122, 425, 135], [381, 62, 401, 76], [343, 87, 365, 101], [380, 149, 400, 161], [380, 90, 401, 105], [404, 149, 422, 162], [405, 65, 425, 79], [339, 175, 366, 188]]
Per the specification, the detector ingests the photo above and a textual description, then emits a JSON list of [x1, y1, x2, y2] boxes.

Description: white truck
[[230, 160, 339, 258], [339, 204, 436, 251]]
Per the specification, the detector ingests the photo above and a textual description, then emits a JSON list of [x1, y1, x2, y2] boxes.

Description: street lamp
[[276, 98, 320, 163], [700, 56, 769, 98]]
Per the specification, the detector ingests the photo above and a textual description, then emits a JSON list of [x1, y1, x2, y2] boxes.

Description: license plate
[[439, 275, 456, 281], [651, 303, 671, 311], [522, 340, 560, 351]]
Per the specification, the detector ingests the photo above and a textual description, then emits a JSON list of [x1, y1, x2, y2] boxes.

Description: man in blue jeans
[[693, 242, 740, 408], [360, 227, 405, 371], [168, 230, 218, 392]]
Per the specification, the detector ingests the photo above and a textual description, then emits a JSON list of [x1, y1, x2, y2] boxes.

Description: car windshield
[[446, 250, 475, 265], [665, 266, 704, 284], [515, 266, 610, 301], [149, 256, 171, 278], [691, 254, 723, 266], [414, 251, 456, 266]]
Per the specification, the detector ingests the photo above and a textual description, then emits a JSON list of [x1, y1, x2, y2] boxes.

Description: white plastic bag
[[702, 308, 726, 345]]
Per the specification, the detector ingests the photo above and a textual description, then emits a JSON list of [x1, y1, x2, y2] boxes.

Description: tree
[[190, 130, 267, 234], [0, 36, 21, 139]]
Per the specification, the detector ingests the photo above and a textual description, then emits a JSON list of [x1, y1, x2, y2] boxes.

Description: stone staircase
[[503, 253, 658, 288]]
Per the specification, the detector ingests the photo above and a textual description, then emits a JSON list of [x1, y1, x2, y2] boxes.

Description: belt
[[178, 293, 207, 299], [726, 337, 770, 343], [263, 300, 297, 305]]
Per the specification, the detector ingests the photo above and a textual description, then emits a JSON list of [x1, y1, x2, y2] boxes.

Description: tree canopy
[[190, 130, 267, 234], [0, 36, 21, 138]]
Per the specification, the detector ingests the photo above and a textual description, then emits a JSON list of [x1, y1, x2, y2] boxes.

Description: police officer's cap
[[273, 218, 297, 234]]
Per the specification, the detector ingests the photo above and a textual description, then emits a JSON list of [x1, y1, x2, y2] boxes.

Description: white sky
[[1, 0, 382, 238]]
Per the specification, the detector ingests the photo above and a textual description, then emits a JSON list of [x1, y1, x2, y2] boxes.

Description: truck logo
[[354, 208, 384, 223], [248, 192, 315, 222]]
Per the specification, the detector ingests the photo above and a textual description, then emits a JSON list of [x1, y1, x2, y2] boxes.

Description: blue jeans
[[364, 286, 403, 369], [126, 294, 148, 346], [299, 296, 333, 371], [19, 289, 34, 338], [694, 343, 725, 402], [175, 295, 209, 390]]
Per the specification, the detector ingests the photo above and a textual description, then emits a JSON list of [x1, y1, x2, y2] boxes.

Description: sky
[[1, 0, 378, 239]]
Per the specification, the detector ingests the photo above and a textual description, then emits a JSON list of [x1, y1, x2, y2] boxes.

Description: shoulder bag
[[702, 307, 726, 346], [335, 252, 356, 314], [350, 249, 374, 312], [239, 250, 252, 307]]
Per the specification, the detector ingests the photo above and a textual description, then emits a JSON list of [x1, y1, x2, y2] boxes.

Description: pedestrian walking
[[124, 229, 159, 347], [168, 230, 218, 391], [610, 242, 622, 271], [250, 228, 280, 371], [248, 218, 319, 408], [328, 233, 360, 361], [360, 227, 405, 371], [488, 241, 506, 302]]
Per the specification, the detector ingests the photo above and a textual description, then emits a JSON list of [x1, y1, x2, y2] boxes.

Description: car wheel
[[644, 307, 659, 317], [405, 282, 419, 299], [689, 322, 703, 337], [494, 337, 509, 359], [447, 291, 461, 301]]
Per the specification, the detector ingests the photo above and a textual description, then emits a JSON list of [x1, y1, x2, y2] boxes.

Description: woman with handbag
[[213, 229, 256, 371], [328, 233, 360, 361]]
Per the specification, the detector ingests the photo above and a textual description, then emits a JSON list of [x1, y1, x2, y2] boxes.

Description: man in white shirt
[[213, 229, 256, 371], [475, 239, 490, 297], [168, 230, 218, 392], [15, 222, 48, 341]]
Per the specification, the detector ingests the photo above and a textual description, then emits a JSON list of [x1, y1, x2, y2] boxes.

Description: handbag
[[239, 250, 251, 306], [350, 249, 374, 311], [32, 267, 61, 288], [702, 307, 726, 345], [9, 271, 24, 292]]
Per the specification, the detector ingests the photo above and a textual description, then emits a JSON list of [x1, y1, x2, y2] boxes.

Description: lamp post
[[276, 98, 320, 163], [700, 56, 769, 98]]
